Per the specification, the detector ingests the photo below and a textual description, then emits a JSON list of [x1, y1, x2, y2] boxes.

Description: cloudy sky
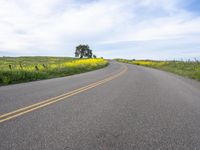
[[0, 0, 200, 60]]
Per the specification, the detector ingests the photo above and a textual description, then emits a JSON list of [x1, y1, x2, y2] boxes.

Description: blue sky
[[0, 0, 200, 60]]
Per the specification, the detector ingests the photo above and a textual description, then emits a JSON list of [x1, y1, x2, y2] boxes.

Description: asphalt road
[[1, 61, 200, 150]]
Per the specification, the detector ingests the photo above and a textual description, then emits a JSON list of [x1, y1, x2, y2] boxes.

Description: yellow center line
[[0, 65, 125, 119], [0, 64, 128, 123]]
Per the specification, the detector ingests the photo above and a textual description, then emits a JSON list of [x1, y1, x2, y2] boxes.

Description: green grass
[[116, 59, 200, 81], [0, 57, 109, 85]]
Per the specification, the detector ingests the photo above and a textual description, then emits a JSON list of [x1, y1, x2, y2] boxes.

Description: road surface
[[1, 61, 200, 150]]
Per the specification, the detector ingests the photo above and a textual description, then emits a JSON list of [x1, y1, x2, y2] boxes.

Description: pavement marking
[[0, 64, 127, 123]]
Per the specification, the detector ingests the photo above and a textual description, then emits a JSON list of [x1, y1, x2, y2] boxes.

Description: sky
[[0, 0, 200, 60]]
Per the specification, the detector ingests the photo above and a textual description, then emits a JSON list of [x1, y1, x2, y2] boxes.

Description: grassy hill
[[116, 59, 200, 81], [0, 57, 108, 85]]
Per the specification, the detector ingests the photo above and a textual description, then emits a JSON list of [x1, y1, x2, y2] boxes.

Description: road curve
[[1, 61, 200, 149]]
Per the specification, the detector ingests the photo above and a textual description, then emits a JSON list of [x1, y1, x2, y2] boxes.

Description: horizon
[[1, 55, 199, 61], [0, 0, 200, 60]]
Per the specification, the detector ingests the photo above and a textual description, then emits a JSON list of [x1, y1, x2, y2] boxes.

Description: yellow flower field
[[0, 57, 108, 85]]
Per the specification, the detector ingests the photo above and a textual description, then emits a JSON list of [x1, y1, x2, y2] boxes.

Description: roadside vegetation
[[116, 59, 200, 81], [0, 57, 108, 85]]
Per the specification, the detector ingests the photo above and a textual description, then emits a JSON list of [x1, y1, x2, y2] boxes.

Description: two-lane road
[[1, 61, 200, 149]]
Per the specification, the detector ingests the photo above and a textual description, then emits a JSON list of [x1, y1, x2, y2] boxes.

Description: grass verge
[[0, 57, 109, 85], [115, 59, 200, 81]]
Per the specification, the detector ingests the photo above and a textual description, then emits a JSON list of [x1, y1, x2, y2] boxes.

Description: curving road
[[1, 61, 200, 149]]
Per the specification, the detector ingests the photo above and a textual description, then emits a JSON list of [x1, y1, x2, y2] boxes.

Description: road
[[1, 61, 200, 150]]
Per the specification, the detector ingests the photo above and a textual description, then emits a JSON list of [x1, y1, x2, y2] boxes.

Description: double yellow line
[[0, 64, 127, 123]]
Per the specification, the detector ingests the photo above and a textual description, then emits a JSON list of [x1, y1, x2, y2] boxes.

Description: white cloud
[[0, 0, 200, 59]]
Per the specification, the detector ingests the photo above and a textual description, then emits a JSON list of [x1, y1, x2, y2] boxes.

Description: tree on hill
[[75, 44, 93, 58]]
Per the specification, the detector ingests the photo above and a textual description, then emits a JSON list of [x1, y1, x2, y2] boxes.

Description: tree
[[75, 44, 93, 58], [93, 54, 97, 58]]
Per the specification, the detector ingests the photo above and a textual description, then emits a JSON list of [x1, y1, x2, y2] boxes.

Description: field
[[116, 59, 200, 81], [0, 57, 108, 85]]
